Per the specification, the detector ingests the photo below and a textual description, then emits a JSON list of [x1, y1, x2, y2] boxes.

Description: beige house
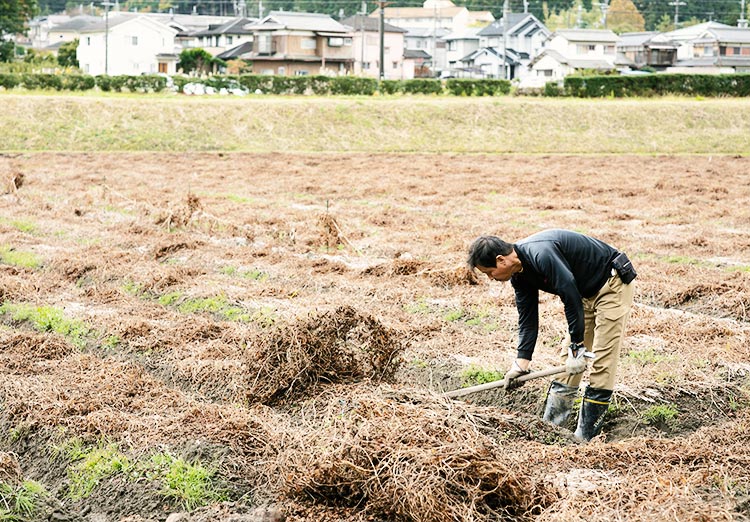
[[341, 15, 410, 79], [242, 11, 354, 76]]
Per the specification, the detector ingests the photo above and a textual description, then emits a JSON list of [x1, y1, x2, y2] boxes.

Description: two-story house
[[653, 23, 750, 74], [190, 17, 257, 56], [242, 12, 354, 76], [77, 15, 179, 76], [373, 0, 493, 74], [462, 12, 549, 80], [341, 15, 410, 79], [617, 31, 677, 70], [528, 29, 620, 84], [441, 28, 480, 77]]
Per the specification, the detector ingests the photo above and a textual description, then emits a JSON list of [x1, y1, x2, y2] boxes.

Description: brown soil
[[0, 152, 749, 521]]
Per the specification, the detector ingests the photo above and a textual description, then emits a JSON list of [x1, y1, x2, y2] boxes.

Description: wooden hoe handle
[[443, 365, 567, 399]]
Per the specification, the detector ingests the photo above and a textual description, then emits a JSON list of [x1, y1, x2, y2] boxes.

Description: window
[[605, 45, 615, 54], [302, 37, 316, 49], [344, 37, 352, 46], [363, 61, 371, 69], [86, 36, 91, 45], [742, 47, 750, 56], [447, 40, 456, 51], [392, 61, 398, 69], [278, 66, 285, 75], [328, 37, 344, 47], [734, 46, 742, 55], [132, 36, 138, 45], [257, 34, 272, 54], [158, 62, 168, 73], [704, 45, 714, 56], [294, 70, 308, 75], [227, 36, 233, 45]]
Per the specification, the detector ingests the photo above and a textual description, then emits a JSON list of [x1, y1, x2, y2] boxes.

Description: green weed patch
[[0, 302, 91, 348]]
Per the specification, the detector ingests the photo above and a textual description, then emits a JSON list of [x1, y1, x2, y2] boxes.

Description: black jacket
[[511, 229, 619, 360]]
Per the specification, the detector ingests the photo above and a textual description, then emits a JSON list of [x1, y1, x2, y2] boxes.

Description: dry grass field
[[1, 95, 750, 521]]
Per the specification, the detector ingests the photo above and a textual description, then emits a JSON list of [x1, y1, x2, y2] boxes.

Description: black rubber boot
[[542, 381, 578, 427], [574, 386, 613, 442]]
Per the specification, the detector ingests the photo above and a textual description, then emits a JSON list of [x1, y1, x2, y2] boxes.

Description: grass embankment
[[1, 93, 749, 154]]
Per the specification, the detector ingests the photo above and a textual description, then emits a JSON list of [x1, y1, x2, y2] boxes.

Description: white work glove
[[504, 360, 531, 391], [566, 342, 593, 375]]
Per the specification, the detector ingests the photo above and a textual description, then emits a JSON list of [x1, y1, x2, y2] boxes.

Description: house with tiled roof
[[341, 15, 411, 79], [372, 0, 493, 75], [191, 17, 257, 56], [468, 12, 549, 80], [241, 12, 354, 76], [76, 15, 179, 76], [527, 29, 620, 85]]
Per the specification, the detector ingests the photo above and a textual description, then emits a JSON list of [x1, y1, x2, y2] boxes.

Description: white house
[[442, 28, 480, 76], [190, 17, 257, 56], [471, 12, 550, 80], [528, 29, 619, 84], [77, 15, 179, 76], [341, 15, 411, 79], [372, 0, 493, 74]]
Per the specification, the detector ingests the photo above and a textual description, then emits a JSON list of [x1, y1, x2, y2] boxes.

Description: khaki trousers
[[557, 273, 635, 391]]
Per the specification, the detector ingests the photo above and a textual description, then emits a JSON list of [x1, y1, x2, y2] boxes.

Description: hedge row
[[0, 73, 167, 92], [563, 73, 750, 97], [0, 72, 512, 96]]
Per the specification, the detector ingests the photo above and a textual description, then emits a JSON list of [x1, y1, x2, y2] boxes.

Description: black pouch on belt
[[612, 252, 637, 284]]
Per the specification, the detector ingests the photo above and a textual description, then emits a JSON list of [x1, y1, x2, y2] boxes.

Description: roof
[[675, 55, 750, 67], [341, 15, 407, 33], [192, 17, 256, 36], [47, 15, 100, 32], [78, 15, 141, 33], [553, 29, 619, 43], [404, 48, 431, 59], [377, 6, 466, 19], [479, 13, 541, 36], [661, 21, 731, 41], [460, 46, 526, 65], [708, 27, 750, 44], [246, 11, 349, 33], [404, 27, 452, 38], [216, 41, 254, 59], [617, 31, 659, 47], [442, 28, 481, 41], [531, 48, 615, 70]]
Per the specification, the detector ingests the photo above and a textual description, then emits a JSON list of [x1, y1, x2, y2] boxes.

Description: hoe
[[444, 365, 566, 399]]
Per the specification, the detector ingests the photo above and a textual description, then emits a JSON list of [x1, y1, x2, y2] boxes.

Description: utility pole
[[501, 0, 509, 80], [101, 0, 114, 75], [669, 0, 686, 29], [373, 0, 390, 82], [598, 0, 609, 28], [360, 2, 366, 75], [575, 3, 583, 28], [739, 0, 748, 28], [523, 0, 528, 13]]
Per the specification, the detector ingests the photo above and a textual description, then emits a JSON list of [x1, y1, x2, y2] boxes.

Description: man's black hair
[[467, 235, 513, 268]]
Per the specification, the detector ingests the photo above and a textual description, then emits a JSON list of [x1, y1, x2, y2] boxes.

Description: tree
[[607, 0, 645, 33], [0, 0, 38, 36], [178, 48, 223, 75], [57, 38, 79, 67]]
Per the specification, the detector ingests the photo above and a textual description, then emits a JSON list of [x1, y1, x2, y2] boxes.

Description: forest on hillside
[[36, 0, 746, 32]]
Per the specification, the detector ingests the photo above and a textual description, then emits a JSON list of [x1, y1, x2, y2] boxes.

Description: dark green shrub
[[62, 74, 96, 91], [445, 78, 473, 96], [401, 78, 443, 95], [239, 74, 273, 93], [379, 79, 402, 94], [270, 75, 307, 94], [308, 75, 331, 95], [543, 81, 562, 97], [329, 76, 377, 95], [0, 72, 20, 89]]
